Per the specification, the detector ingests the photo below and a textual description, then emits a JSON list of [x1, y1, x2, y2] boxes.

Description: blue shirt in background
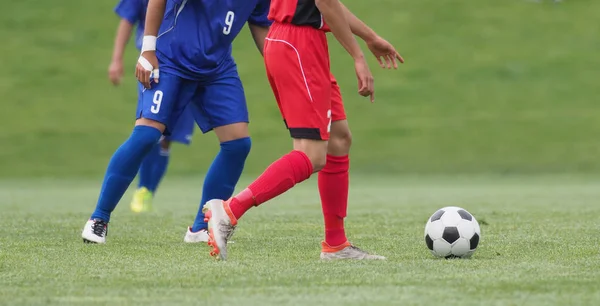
[[114, 0, 149, 50]]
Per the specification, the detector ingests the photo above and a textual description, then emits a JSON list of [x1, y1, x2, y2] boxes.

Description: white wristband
[[141, 35, 157, 53]]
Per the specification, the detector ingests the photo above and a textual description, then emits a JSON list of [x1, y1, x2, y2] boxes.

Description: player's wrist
[[362, 31, 379, 44], [352, 53, 366, 62], [141, 35, 157, 53]]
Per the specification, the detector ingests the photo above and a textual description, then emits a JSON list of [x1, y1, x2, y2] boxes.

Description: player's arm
[[135, 0, 166, 88], [315, 0, 363, 61], [247, 0, 271, 56], [109, 19, 134, 86], [315, 0, 373, 101], [248, 24, 269, 56], [339, 3, 376, 43], [339, 2, 404, 69]]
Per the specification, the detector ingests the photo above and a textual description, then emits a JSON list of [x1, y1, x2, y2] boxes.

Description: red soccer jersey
[[268, 0, 330, 31]]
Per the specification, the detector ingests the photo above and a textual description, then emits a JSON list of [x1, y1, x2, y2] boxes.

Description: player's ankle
[[190, 224, 207, 233], [226, 198, 244, 222], [321, 240, 351, 252], [324, 228, 347, 248]]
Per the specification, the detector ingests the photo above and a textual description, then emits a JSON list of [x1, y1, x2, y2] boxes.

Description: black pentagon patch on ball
[[430, 209, 445, 222], [470, 233, 480, 250], [425, 234, 434, 250], [442, 227, 460, 244], [457, 209, 472, 221]]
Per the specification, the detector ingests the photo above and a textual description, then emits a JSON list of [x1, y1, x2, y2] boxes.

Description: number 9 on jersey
[[223, 11, 235, 35]]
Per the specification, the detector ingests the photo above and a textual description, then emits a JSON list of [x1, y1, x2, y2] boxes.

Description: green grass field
[[1, 0, 600, 177], [1, 176, 600, 305], [1, 0, 600, 305]]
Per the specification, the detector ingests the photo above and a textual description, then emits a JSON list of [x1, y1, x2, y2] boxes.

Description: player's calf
[[190, 136, 251, 233]]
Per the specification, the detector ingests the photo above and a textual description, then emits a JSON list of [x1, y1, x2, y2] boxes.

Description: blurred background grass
[[1, 0, 598, 178]]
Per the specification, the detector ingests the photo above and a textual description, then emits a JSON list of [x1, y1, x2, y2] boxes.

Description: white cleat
[[82, 219, 108, 244], [320, 241, 386, 260], [183, 227, 209, 243], [203, 199, 237, 260]]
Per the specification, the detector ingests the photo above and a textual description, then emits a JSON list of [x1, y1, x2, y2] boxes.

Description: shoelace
[[92, 220, 108, 237], [349, 245, 366, 253], [219, 221, 236, 241]]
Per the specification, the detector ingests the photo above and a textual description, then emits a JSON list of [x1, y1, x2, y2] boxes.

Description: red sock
[[318, 154, 350, 247], [229, 150, 313, 219]]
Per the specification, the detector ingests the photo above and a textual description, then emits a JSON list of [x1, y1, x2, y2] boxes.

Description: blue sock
[[191, 137, 251, 232], [91, 126, 162, 222], [138, 143, 170, 193]]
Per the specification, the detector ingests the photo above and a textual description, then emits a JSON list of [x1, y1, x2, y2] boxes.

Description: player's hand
[[108, 59, 124, 86], [136, 51, 160, 89], [366, 36, 404, 69], [354, 57, 375, 103]]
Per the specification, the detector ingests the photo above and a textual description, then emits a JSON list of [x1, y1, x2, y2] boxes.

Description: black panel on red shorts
[[291, 0, 323, 29], [283, 120, 323, 140], [268, 0, 324, 30]]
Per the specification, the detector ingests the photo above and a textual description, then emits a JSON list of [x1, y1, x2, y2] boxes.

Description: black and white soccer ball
[[424, 206, 481, 258]]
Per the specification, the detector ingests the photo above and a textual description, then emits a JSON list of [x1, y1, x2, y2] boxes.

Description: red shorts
[[264, 22, 346, 141]]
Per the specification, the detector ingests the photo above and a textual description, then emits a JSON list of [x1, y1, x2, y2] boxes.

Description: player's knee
[[306, 152, 327, 172], [328, 120, 352, 154], [221, 137, 252, 158], [130, 125, 162, 148], [293, 138, 328, 172], [214, 122, 250, 143], [136, 118, 165, 132], [330, 129, 352, 153], [313, 159, 327, 172]]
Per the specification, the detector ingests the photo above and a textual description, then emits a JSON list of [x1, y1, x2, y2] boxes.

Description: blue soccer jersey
[[137, 0, 272, 135], [156, 0, 271, 80], [114, 0, 149, 50]]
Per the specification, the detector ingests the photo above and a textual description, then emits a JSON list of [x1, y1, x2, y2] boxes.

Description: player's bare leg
[[319, 120, 385, 260], [213, 122, 250, 142], [292, 139, 328, 171], [135, 118, 166, 131], [186, 122, 251, 244]]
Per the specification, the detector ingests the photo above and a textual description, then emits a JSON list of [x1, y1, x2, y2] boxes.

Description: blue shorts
[[137, 83, 195, 145], [164, 107, 195, 145], [136, 65, 248, 137]]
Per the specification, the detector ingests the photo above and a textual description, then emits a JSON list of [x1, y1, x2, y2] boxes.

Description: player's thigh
[[137, 73, 185, 130], [193, 69, 249, 141], [264, 31, 331, 140], [330, 75, 347, 122], [163, 106, 195, 145]]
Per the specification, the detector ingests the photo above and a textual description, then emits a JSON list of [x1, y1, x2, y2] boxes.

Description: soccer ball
[[424, 206, 481, 258]]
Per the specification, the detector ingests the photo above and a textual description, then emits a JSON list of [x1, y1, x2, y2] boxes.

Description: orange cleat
[[202, 199, 237, 260]]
